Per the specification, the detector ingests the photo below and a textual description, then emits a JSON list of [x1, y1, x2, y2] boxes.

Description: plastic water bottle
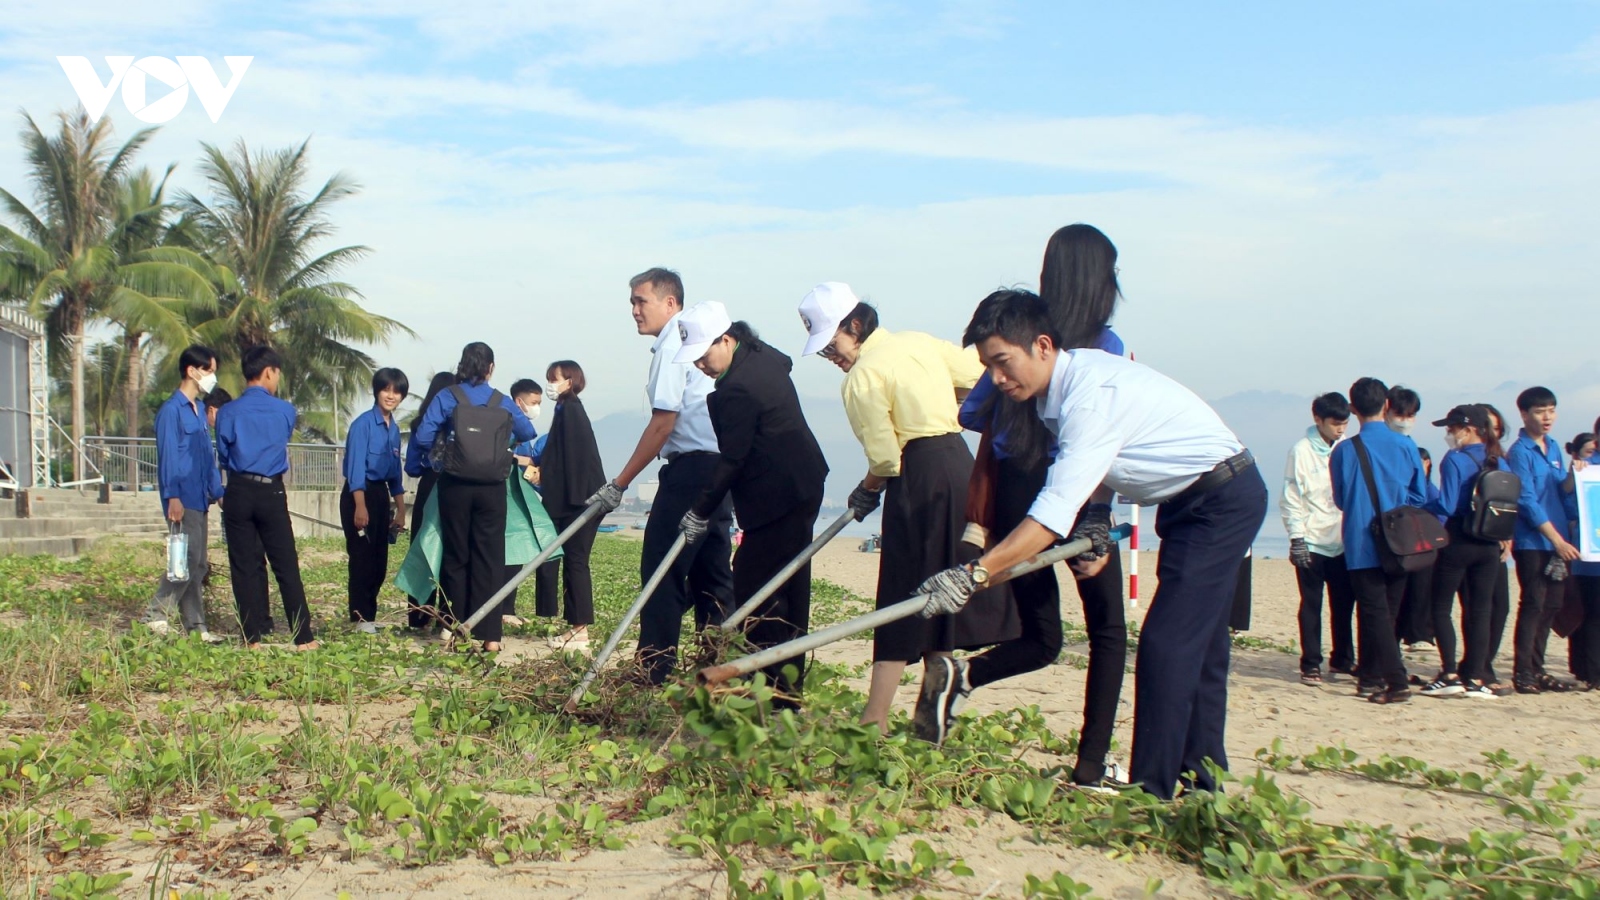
[[166, 524, 189, 583]]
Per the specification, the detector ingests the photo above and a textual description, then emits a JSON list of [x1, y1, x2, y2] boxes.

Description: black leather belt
[[1166, 450, 1254, 508], [231, 471, 283, 485], [661, 450, 717, 464]]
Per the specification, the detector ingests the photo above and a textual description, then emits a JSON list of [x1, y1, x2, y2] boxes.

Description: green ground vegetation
[[0, 536, 1595, 898]]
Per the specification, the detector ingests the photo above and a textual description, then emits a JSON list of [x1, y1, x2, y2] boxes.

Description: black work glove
[[1067, 503, 1114, 561], [847, 481, 883, 521], [1289, 538, 1313, 569]]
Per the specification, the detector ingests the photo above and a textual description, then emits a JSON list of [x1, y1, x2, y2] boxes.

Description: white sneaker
[[354, 622, 378, 635], [144, 619, 171, 636], [198, 630, 224, 644]]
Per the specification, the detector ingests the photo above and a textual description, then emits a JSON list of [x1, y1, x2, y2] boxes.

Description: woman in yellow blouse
[[798, 282, 1018, 736]]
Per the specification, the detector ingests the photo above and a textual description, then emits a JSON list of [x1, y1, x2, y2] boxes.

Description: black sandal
[[1368, 688, 1411, 704], [1537, 674, 1575, 693]]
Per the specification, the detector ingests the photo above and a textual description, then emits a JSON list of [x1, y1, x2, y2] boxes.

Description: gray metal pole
[[564, 532, 688, 712], [698, 524, 1131, 685], [718, 509, 855, 631], [457, 500, 605, 636]]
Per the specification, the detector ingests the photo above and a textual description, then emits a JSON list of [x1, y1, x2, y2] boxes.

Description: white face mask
[[1444, 430, 1462, 450], [547, 379, 569, 402], [196, 371, 218, 395], [521, 402, 542, 420], [1386, 416, 1414, 435]]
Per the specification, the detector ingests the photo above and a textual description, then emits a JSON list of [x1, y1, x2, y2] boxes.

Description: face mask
[[1444, 430, 1461, 450], [522, 403, 541, 420], [1387, 417, 1414, 435], [196, 372, 218, 395]]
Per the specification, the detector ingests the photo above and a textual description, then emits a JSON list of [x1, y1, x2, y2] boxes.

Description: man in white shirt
[[1282, 392, 1355, 686], [919, 291, 1267, 800], [585, 268, 734, 684]]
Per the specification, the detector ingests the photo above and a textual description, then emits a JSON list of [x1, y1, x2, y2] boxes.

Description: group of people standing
[[1284, 381, 1597, 702], [148, 222, 1303, 801]]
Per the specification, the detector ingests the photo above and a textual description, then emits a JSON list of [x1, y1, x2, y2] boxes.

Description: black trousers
[[1350, 567, 1408, 690], [535, 508, 602, 626], [1513, 549, 1561, 680], [638, 453, 735, 684], [1397, 564, 1435, 645], [1574, 576, 1600, 685], [437, 475, 507, 643], [341, 481, 392, 623], [732, 499, 820, 700], [223, 477, 314, 645], [1430, 527, 1500, 680], [965, 456, 1125, 785], [1294, 551, 1355, 674], [1130, 465, 1267, 800], [407, 471, 442, 628]]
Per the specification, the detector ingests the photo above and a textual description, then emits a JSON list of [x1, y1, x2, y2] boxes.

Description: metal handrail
[[50, 417, 103, 488], [82, 435, 350, 491]]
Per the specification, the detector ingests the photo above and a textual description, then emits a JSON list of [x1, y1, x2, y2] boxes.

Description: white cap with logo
[[798, 282, 861, 357], [671, 301, 734, 364]]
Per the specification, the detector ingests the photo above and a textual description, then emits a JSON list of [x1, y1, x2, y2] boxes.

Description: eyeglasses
[[818, 339, 842, 361]]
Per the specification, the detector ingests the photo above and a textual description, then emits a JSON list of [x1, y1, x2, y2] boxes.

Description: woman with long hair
[[798, 282, 1016, 736], [413, 342, 534, 651], [1420, 405, 1508, 698], [1473, 403, 1517, 695], [935, 223, 1130, 787], [534, 360, 607, 648], [403, 371, 457, 630]]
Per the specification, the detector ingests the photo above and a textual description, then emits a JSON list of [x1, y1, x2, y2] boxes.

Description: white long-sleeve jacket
[[1281, 428, 1343, 557]]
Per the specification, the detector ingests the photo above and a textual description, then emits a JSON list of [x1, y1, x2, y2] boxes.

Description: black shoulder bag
[[1351, 435, 1449, 575]]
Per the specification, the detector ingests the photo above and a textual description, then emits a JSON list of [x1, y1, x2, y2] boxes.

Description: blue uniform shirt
[[404, 428, 430, 479], [1507, 429, 1578, 551], [344, 405, 404, 496], [216, 385, 296, 476], [413, 380, 535, 455], [154, 389, 223, 512], [1329, 420, 1429, 571], [1426, 443, 1495, 522], [960, 327, 1126, 461]]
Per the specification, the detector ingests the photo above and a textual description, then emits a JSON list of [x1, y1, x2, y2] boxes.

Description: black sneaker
[[1419, 675, 1465, 697], [1461, 682, 1498, 700], [912, 657, 971, 744]]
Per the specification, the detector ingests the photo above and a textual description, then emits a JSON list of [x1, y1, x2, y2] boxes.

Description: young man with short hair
[[917, 292, 1266, 800], [585, 268, 734, 683], [216, 346, 317, 650], [142, 344, 225, 642], [1282, 391, 1354, 685], [503, 377, 543, 627], [1328, 377, 1428, 704], [1507, 386, 1581, 694]]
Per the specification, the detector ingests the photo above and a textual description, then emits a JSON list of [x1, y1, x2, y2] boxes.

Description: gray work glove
[[918, 565, 977, 618], [1067, 503, 1114, 561], [847, 481, 883, 522], [586, 482, 625, 514], [678, 510, 710, 546], [1289, 538, 1313, 570]]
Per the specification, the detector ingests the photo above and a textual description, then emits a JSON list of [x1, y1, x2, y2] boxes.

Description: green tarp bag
[[394, 473, 563, 603]]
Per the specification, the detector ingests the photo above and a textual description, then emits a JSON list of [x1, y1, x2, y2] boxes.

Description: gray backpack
[[434, 386, 514, 484]]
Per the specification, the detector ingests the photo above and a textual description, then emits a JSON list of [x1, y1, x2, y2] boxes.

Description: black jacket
[[540, 395, 606, 517], [693, 339, 828, 531]]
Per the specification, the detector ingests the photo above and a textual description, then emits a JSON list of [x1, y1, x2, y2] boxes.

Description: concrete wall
[[287, 490, 344, 539]]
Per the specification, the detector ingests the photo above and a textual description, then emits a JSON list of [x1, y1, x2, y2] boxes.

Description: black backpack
[[434, 386, 514, 484], [1463, 463, 1521, 543]]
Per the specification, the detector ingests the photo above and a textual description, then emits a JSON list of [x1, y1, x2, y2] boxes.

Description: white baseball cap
[[671, 301, 733, 364], [799, 282, 861, 357]]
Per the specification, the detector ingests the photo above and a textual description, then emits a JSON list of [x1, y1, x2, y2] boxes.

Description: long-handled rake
[[697, 524, 1132, 685]]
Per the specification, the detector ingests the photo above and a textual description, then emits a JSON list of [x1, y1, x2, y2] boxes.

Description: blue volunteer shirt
[[154, 389, 223, 512], [1328, 420, 1429, 571], [344, 405, 404, 496], [959, 327, 1126, 460], [1506, 429, 1578, 551], [404, 429, 430, 479], [413, 381, 535, 456], [216, 385, 296, 477], [1425, 444, 1495, 522]]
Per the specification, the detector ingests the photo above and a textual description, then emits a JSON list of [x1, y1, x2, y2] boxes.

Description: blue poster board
[[1578, 466, 1600, 563]]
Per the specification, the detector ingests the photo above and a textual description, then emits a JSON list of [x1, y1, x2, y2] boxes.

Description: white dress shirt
[[1028, 349, 1244, 537], [648, 312, 720, 456]]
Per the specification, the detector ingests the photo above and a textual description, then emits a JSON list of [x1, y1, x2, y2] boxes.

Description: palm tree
[[0, 111, 212, 478], [104, 167, 217, 436], [178, 139, 410, 429]]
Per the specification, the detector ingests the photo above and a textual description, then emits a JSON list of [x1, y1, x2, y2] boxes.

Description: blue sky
[[4, 1, 1600, 497]]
